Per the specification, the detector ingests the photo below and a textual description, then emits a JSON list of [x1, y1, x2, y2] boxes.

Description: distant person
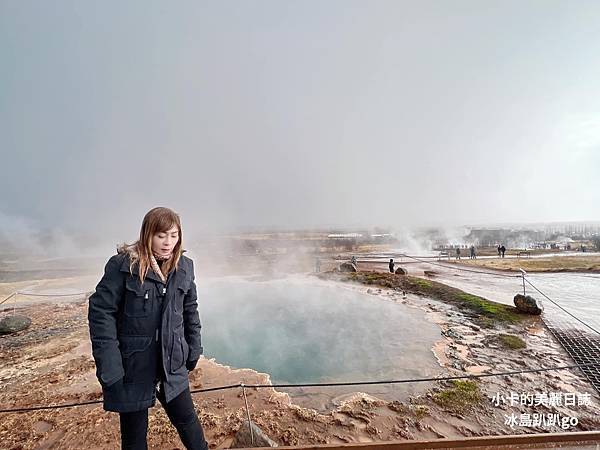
[[456, 247, 461, 260], [500, 245, 506, 258], [88, 207, 208, 450], [497, 245, 502, 257], [470, 245, 476, 259], [350, 255, 357, 266], [315, 257, 321, 273], [389, 258, 395, 273]]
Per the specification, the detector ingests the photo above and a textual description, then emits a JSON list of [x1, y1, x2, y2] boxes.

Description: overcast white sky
[[1, 0, 600, 242]]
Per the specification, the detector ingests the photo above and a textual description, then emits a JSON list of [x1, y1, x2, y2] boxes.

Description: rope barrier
[[240, 384, 255, 445], [523, 277, 600, 336], [399, 254, 519, 278], [1, 291, 91, 307], [0, 292, 17, 306], [16, 291, 92, 297], [2, 361, 599, 414], [244, 362, 600, 389], [398, 253, 600, 337]]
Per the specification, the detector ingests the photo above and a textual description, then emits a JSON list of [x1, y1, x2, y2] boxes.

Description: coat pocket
[[169, 324, 188, 373], [119, 335, 153, 383], [174, 277, 191, 313], [124, 277, 153, 318], [175, 286, 187, 313]]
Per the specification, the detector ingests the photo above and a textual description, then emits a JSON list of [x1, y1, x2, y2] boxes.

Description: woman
[[88, 207, 208, 450]]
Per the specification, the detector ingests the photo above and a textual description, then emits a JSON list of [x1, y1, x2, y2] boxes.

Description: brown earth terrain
[[1, 267, 599, 449]]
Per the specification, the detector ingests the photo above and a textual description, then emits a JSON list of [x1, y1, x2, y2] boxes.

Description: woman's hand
[[186, 359, 198, 371]]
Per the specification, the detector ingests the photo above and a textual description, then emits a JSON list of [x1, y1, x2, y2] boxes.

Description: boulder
[[0, 315, 32, 335], [395, 267, 408, 275], [339, 262, 357, 272], [230, 420, 278, 448], [513, 294, 543, 315]]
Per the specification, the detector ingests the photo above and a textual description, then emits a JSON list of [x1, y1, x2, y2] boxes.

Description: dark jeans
[[119, 387, 208, 450]]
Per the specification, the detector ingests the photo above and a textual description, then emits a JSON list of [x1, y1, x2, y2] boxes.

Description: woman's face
[[151, 225, 179, 257]]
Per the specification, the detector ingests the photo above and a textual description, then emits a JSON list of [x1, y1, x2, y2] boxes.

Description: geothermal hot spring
[[197, 276, 443, 411]]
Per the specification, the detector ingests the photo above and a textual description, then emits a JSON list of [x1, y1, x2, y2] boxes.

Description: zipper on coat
[[155, 328, 159, 342]]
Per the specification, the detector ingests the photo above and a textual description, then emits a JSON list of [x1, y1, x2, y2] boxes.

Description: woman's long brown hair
[[118, 207, 184, 283]]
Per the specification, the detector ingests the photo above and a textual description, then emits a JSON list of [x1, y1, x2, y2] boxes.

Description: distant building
[[327, 233, 363, 239]]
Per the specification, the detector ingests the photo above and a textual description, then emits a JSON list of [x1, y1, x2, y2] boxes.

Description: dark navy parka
[[88, 249, 203, 412]]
